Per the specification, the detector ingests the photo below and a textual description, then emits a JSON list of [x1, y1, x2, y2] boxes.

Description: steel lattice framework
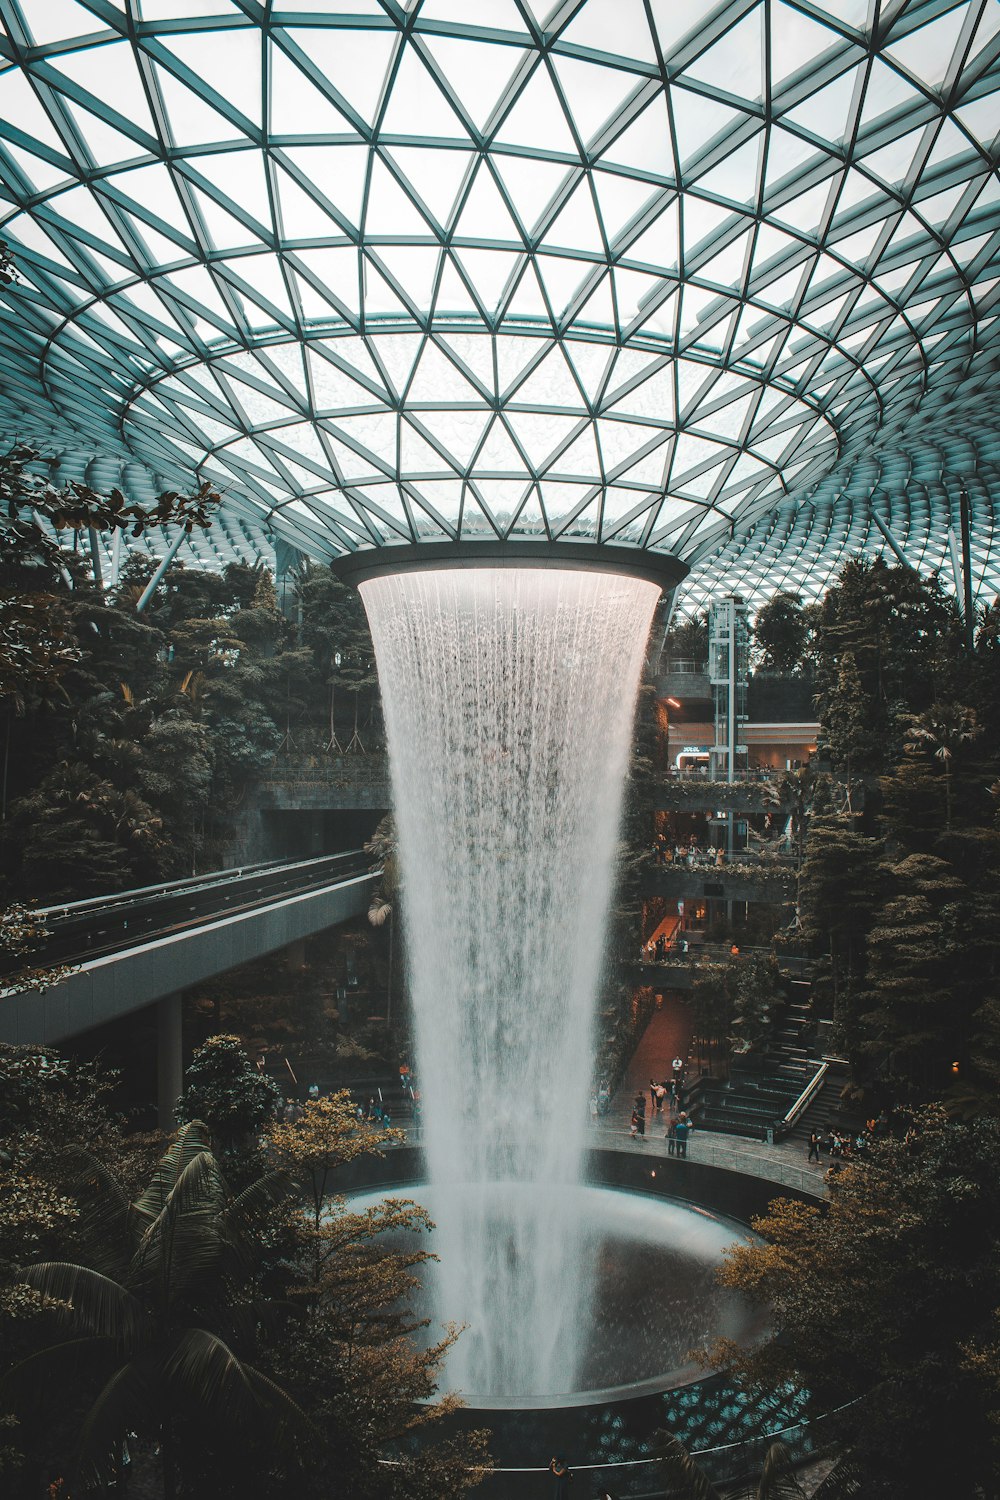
[[0, 0, 999, 608]]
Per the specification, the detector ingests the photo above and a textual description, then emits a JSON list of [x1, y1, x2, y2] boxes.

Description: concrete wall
[[0, 872, 378, 1047]]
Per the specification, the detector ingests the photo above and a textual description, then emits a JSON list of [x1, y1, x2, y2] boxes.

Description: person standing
[[674, 1113, 691, 1158], [549, 1455, 572, 1497], [665, 1117, 677, 1156], [807, 1130, 822, 1163]]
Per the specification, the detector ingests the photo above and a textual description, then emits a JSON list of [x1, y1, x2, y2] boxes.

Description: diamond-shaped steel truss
[[0, 0, 998, 607]]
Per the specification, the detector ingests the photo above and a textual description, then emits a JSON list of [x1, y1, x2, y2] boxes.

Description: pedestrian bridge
[[0, 852, 379, 1049]]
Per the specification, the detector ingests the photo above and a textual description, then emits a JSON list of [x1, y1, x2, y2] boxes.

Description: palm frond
[[131, 1120, 212, 1221], [60, 1147, 132, 1273], [652, 1434, 725, 1500], [756, 1440, 807, 1500], [22, 1263, 147, 1346], [164, 1327, 308, 1442], [808, 1457, 864, 1499]]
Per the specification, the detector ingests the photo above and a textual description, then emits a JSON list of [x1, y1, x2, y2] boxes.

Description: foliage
[[796, 815, 883, 1046], [176, 1034, 284, 1163], [813, 557, 961, 775], [752, 592, 816, 674], [654, 1432, 818, 1499], [901, 701, 980, 831], [11, 1122, 301, 1495], [703, 1109, 1000, 1499], [267, 1091, 403, 1237]]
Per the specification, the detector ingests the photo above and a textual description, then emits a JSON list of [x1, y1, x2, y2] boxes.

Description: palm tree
[[903, 702, 980, 830], [654, 1433, 862, 1499], [18, 1122, 302, 1496]]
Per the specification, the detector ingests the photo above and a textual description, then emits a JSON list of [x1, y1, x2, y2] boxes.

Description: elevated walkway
[[0, 852, 378, 1048]]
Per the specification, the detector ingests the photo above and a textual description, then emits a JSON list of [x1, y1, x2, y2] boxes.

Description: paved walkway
[[602, 996, 829, 1197]]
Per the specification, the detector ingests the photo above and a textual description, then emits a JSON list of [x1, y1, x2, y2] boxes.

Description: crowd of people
[[651, 835, 727, 868], [625, 1057, 693, 1156]]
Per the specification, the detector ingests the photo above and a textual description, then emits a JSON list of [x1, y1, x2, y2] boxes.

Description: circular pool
[[346, 1179, 767, 1407]]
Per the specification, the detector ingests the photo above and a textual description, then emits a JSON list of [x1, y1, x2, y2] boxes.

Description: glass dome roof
[[0, 0, 998, 601]]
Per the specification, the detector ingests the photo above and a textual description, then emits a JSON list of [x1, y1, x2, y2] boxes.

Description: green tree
[[176, 1035, 284, 1169], [703, 1109, 1000, 1500], [902, 701, 980, 831], [752, 592, 813, 674], [797, 816, 883, 1048], [860, 853, 970, 1100], [15, 1122, 300, 1497]]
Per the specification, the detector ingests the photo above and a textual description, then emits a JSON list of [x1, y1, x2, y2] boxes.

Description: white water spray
[[360, 567, 659, 1396]]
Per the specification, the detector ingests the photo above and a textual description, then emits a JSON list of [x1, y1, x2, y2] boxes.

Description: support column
[[286, 938, 307, 972], [157, 992, 183, 1133]]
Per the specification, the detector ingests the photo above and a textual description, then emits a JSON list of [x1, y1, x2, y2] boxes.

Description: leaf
[[21, 1263, 148, 1347]]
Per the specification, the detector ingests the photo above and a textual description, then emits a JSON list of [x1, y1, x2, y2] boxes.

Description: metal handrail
[[781, 1061, 828, 1131]]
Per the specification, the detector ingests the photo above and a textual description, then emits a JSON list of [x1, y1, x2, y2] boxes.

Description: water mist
[[360, 566, 659, 1397]]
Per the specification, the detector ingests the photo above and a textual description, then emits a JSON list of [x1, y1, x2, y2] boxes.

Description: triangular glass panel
[[268, 42, 357, 137], [536, 253, 589, 314], [860, 125, 926, 188], [376, 245, 441, 313], [454, 247, 521, 313], [551, 54, 639, 145], [697, 227, 751, 288], [593, 171, 658, 244], [770, 2, 841, 89], [422, 35, 526, 132], [510, 345, 582, 408], [51, 40, 157, 137], [608, 359, 675, 422], [615, 267, 667, 327], [495, 65, 578, 156], [189, 186, 259, 250], [506, 258, 550, 318], [559, 0, 657, 65], [3, 141, 68, 193], [494, 154, 571, 235], [400, 420, 450, 474], [159, 28, 261, 128], [406, 340, 479, 403], [545, 427, 600, 479], [362, 260, 410, 316], [509, 410, 579, 468], [682, 194, 737, 254], [857, 58, 923, 133], [782, 64, 860, 143], [923, 116, 976, 172], [957, 94, 999, 149], [436, 254, 481, 316], [275, 167, 339, 240], [369, 332, 422, 397], [308, 349, 375, 410], [439, 332, 495, 394], [189, 150, 272, 232], [0, 69, 67, 154], [885, 6, 970, 91], [597, 416, 660, 473], [282, 146, 369, 232], [649, 0, 722, 62], [387, 145, 473, 228], [563, 339, 614, 405], [477, 416, 528, 472], [671, 85, 745, 165], [507, 487, 549, 537], [454, 160, 522, 243], [684, 6, 764, 103], [364, 157, 430, 236], [425, 409, 491, 470], [623, 201, 680, 270], [601, 96, 674, 178], [694, 136, 762, 204], [379, 41, 468, 139], [63, 102, 142, 169], [773, 180, 830, 238], [283, 27, 396, 128], [106, 162, 190, 235], [575, 272, 616, 328], [542, 178, 603, 255]]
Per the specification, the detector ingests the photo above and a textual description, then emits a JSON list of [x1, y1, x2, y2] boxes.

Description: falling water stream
[[360, 567, 659, 1397]]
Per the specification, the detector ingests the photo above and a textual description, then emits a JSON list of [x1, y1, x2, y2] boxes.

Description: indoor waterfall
[[360, 566, 659, 1397]]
